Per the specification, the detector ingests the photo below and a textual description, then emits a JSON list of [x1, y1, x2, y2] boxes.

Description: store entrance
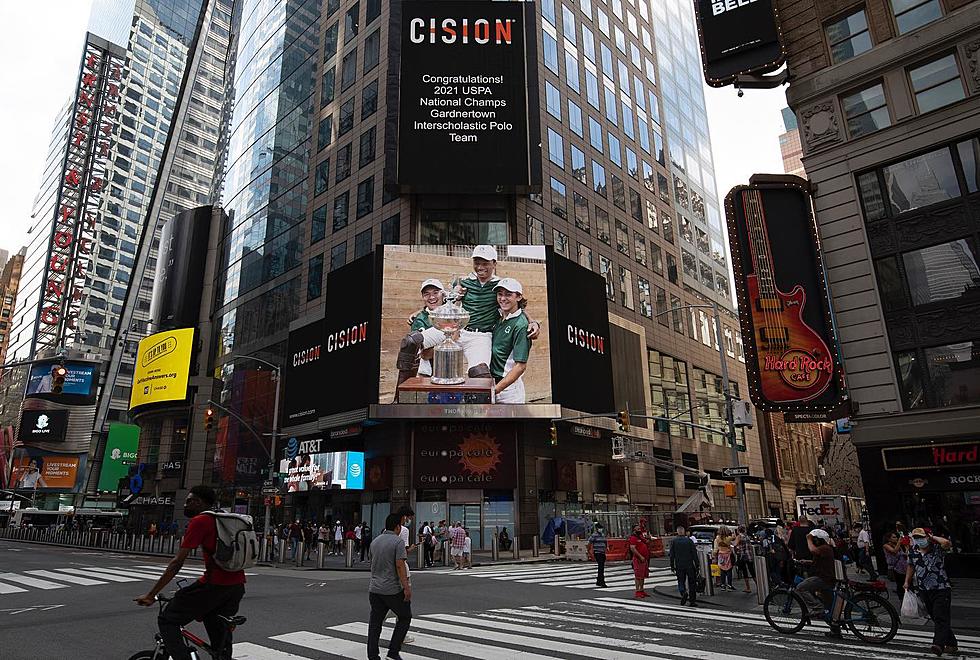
[[450, 503, 483, 549]]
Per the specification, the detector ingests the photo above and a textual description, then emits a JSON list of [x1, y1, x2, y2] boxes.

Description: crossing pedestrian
[[318, 522, 330, 556], [288, 520, 302, 560], [713, 526, 735, 591], [355, 522, 364, 556], [629, 525, 650, 598], [883, 531, 909, 599], [449, 521, 466, 570], [421, 522, 434, 568], [360, 522, 372, 562], [367, 513, 412, 660], [669, 525, 698, 607], [333, 521, 344, 556], [854, 522, 878, 579], [905, 528, 957, 656], [463, 529, 472, 569], [587, 523, 608, 587], [303, 523, 315, 561], [734, 526, 755, 593]]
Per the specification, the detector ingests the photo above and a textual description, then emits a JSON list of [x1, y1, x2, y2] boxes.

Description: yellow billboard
[[129, 328, 195, 409]]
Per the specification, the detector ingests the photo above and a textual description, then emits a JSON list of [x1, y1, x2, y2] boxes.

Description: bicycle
[[763, 565, 899, 644], [128, 593, 246, 660]]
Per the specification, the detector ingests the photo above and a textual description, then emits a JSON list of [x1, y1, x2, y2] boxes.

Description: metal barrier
[[532, 535, 539, 557], [442, 540, 451, 567], [754, 549, 769, 604], [278, 539, 288, 564], [553, 535, 560, 556], [346, 538, 356, 568], [317, 543, 327, 568], [491, 534, 499, 562], [697, 545, 715, 597], [416, 540, 426, 570], [513, 536, 520, 560], [295, 541, 304, 566]]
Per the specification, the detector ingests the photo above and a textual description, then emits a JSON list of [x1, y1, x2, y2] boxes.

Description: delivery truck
[[796, 495, 865, 529]]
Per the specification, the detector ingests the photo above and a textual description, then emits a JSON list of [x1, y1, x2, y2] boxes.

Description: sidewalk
[[648, 558, 980, 633], [260, 547, 563, 572]]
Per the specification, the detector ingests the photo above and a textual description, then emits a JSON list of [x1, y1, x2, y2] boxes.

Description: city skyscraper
[[778, 106, 805, 177]]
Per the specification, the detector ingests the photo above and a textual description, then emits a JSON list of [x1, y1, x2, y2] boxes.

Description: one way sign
[[722, 466, 749, 478]]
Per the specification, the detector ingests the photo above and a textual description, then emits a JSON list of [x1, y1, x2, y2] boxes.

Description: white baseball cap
[[808, 528, 830, 540], [472, 245, 498, 261], [419, 278, 445, 293], [494, 277, 523, 295]]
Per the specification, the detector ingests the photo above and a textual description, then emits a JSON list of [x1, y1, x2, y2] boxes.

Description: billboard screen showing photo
[[278, 451, 365, 492], [380, 245, 552, 405], [9, 447, 85, 492], [25, 360, 98, 403], [397, 0, 539, 193]]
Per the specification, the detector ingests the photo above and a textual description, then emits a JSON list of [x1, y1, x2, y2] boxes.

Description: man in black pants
[[587, 523, 608, 587], [670, 525, 699, 607], [367, 513, 412, 660], [135, 486, 245, 660]]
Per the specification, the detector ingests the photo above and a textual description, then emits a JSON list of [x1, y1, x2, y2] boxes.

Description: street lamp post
[[654, 301, 748, 527], [222, 355, 281, 536]]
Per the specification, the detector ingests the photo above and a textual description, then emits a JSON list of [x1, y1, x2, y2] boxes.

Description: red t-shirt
[[629, 534, 649, 561], [181, 514, 246, 586]]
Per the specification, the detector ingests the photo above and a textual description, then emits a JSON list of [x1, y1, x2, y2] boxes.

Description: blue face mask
[[914, 537, 929, 548]]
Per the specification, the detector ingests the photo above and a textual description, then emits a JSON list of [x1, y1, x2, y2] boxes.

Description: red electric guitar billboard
[[726, 176, 846, 413]]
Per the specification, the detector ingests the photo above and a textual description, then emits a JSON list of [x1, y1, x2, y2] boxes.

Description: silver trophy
[[428, 277, 469, 385]]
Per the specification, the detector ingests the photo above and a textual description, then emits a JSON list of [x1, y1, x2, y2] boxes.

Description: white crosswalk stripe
[[432, 561, 677, 593], [0, 564, 211, 595], [227, 597, 980, 660]]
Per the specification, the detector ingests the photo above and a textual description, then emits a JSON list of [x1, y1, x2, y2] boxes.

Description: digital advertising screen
[[97, 423, 140, 492], [279, 451, 365, 492], [694, 0, 785, 87], [379, 245, 552, 405], [17, 409, 69, 444], [130, 327, 195, 409], [397, 0, 540, 193], [284, 319, 325, 425], [9, 447, 85, 492], [25, 360, 98, 402]]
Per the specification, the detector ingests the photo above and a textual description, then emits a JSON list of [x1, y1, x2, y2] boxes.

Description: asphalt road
[[2, 539, 978, 659]]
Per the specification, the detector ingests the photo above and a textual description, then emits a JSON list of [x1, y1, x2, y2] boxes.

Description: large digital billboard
[[9, 447, 85, 491], [25, 360, 98, 403], [17, 410, 69, 444], [725, 177, 846, 413], [130, 327, 195, 409], [97, 423, 140, 492], [380, 245, 552, 405], [284, 319, 325, 425], [397, 0, 540, 193], [279, 451, 365, 492], [693, 0, 785, 87]]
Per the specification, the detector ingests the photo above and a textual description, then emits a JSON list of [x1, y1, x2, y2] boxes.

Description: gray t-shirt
[[369, 530, 408, 595]]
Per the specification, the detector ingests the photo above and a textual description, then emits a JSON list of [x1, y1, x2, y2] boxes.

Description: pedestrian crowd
[[264, 519, 373, 563]]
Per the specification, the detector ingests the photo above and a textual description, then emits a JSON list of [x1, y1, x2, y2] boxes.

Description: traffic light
[[617, 409, 630, 433], [549, 424, 558, 446], [52, 365, 68, 394], [204, 407, 215, 432], [724, 482, 737, 498]]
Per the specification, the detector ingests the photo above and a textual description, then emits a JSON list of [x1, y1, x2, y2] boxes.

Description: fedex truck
[[796, 496, 865, 529]]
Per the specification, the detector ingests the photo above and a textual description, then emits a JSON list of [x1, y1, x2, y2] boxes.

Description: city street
[[3, 540, 979, 659]]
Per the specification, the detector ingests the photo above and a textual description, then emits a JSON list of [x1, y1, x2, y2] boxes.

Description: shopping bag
[[710, 563, 721, 578], [901, 590, 928, 625]]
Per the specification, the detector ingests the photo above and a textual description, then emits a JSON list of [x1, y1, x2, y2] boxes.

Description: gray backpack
[[203, 511, 258, 571]]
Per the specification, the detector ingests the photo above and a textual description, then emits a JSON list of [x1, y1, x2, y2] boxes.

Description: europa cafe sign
[[36, 37, 124, 351], [725, 177, 846, 414]]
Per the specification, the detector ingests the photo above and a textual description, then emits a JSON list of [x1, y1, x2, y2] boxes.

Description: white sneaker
[[403, 636, 415, 645]]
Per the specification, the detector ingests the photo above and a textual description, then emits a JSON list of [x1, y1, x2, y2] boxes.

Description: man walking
[[669, 526, 699, 607], [367, 513, 412, 660], [855, 522, 878, 579], [587, 523, 608, 587], [449, 521, 466, 570], [905, 528, 957, 656]]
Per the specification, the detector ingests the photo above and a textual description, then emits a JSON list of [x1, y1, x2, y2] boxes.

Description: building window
[[333, 191, 349, 231], [629, 189, 642, 223], [543, 30, 559, 74], [909, 54, 965, 114], [589, 116, 603, 152], [315, 158, 329, 195], [645, 199, 658, 232], [903, 239, 980, 307], [339, 97, 355, 136], [573, 192, 590, 233], [592, 159, 607, 197], [312, 204, 327, 243], [321, 68, 335, 106], [600, 255, 615, 300], [620, 266, 634, 310], [897, 343, 980, 410], [546, 82, 561, 119], [565, 50, 580, 92], [638, 277, 652, 317], [577, 243, 594, 270], [365, 0, 381, 25], [891, 0, 941, 35], [381, 214, 399, 243], [354, 228, 372, 258], [595, 206, 610, 244], [356, 176, 374, 218], [551, 177, 567, 219], [359, 127, 376, 167], [655, 286, 668, 325], [670, 294, 683, 333], [548, 128, 564, 168], [519, 214, 542, 245], [826, 9, 872, 64], [344, 2, 360, 41], [553, 229, 568, 256], [568, 100, 584, 136], [666, 253, 678, 283], [615, 219, 630, 256], [341, 48, 357, 91], [842, 82, 890, 137], [335, 143, 352, 182], [307, 254, 323, 300], [611, 174, 626, 210], [318, 115, 333, 151], [571, 145, 586, 184], [362, 80, 379, 118], [634, 233, 647, 267], [364, 29, 381, 73], [881, 146, 959, 215], [331, 242, 347, 271], [324, 21, 339, 62]]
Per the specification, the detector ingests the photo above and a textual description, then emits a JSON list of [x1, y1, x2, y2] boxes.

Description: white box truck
[[796, 495, 865, 529]]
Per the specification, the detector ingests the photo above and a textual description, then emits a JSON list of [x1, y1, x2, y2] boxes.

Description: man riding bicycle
[[795, 527, 842, 639], [134, 485, 246, 659]]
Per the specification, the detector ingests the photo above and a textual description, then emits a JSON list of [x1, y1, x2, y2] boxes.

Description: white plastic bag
[[901, 590, 928, 625]]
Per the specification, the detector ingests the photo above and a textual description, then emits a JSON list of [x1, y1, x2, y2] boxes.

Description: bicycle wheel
[[763, 589, 808, 634], [126, 652, 158, 660], [844, 593, 899, 644]]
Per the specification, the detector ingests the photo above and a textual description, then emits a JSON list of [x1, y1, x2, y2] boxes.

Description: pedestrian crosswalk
[[227, 597, 980, 659], [0, 564, 217, 595], [428, 560, 678, 593]]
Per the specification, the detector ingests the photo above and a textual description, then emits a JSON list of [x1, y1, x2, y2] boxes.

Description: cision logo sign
[[397, 0, 540, 193], [284, 319, 325, 425]]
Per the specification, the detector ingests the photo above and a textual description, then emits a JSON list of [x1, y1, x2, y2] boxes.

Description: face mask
[[183, 506, 197, 518], [914, 538, 929, 548]]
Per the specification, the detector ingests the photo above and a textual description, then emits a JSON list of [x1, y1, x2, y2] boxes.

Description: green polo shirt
[[459, 273, 500, 332], [410, 309, 433, 332], [490, 309, 531, 381]]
